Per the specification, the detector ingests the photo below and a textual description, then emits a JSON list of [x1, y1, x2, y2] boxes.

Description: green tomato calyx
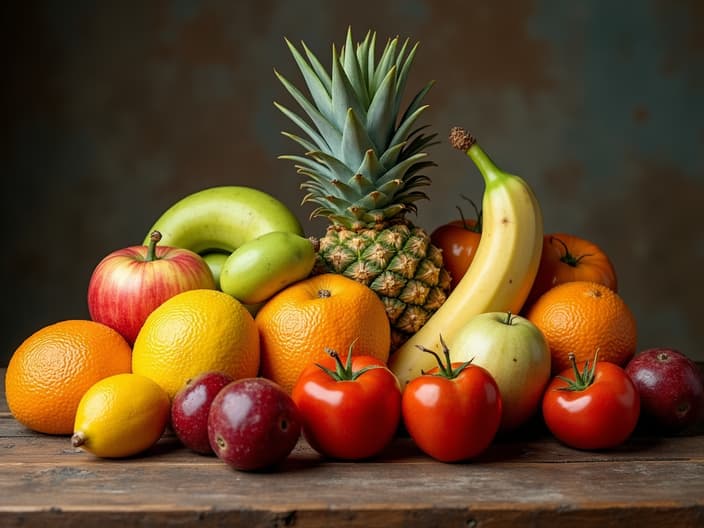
[[557, 350, 600, 391], [456, 195, 483, 233], [416, 334, 473, 380], [551, 236, 592, 268], [316, 341, 381, 382]]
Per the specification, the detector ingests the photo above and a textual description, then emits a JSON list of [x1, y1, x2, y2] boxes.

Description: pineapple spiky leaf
[[331, 45, 367, 130], [274, 74, 341, 153], [340, 108, 376, 170], [276, 29, 450, 349], [284, 38, 332, 120], [366, 66, 397, 151], [342, 28, 370, 108], [302, 41, 333, 95]]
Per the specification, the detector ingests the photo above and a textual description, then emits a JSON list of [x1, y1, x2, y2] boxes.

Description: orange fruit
[[526, 281, 637, 374], [255, 273, 391, 393], [5, 320, 132, 435], [132, 289, 259, 399]]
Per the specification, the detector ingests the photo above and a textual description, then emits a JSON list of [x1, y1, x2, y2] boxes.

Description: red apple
[[208, 378, 301, 471], [87, 231, 216, 344], [625, 348, 704, 432], [171, 371, 234, 454]]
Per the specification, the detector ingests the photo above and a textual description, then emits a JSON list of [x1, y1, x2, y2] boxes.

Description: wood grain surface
[[1, 368, 703, 527]]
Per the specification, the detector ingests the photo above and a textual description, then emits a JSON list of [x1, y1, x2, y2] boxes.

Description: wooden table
[[1, 368, 703, 527]]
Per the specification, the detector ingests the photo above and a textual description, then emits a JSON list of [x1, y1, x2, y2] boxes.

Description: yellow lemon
[[71, 373, 170, 458], [132, 289, 260, 399]]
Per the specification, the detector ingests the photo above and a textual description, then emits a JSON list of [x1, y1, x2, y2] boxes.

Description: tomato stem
[[315, 341, 380, 382], [416, 335, 473, 380], [556, 349, 599, 391], [146, 231, 162, 262], [456, 195, 482, 233], [550, 236, 593, 267]]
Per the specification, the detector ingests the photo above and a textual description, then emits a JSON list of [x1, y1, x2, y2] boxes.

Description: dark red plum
[[208, 377, 301, 471], [625, 348, 704, 432], [171, 371, 234, 454]]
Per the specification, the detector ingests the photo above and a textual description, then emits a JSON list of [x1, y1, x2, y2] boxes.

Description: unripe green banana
[[144, 186, 304, 254], [220, 231, 316, 304], [202, 252, 229, 289]]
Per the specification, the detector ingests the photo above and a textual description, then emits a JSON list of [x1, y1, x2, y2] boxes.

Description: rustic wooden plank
[[1, 456, 702, 527], [2, 429, 703, 506], [1, 504, 703, 528], [3, 413, 703, 464], [2, 367, 704, 527], [6, 455, 702, 507], [2, 420, 703, 469]]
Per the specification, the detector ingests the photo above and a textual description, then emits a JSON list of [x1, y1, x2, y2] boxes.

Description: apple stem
[[146, 231, 162, 262], [504, 312, 515, 325]]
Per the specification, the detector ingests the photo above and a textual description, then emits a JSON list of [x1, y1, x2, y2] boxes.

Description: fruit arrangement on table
[[4, 29, 703, 471]]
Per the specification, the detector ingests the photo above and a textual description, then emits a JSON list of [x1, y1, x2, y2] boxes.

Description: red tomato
[[402, 340, 502, 462], [542, 352, 640, 450], [291, 348, 401, 460], [430, 197, 482, 290]]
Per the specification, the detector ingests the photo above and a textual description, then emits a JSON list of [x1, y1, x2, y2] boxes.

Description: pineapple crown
[[274, 28, 438, 229]]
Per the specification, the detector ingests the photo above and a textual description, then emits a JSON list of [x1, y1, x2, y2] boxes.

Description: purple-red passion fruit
[[207, 377, 301, 471], [625, 348, 704, 432], [171, 371, 234, 454]]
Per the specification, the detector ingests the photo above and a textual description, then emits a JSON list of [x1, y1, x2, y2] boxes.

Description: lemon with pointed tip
[[71, 373, 170, 458]]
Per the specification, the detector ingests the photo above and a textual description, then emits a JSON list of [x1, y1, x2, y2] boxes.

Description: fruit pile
[[4, 29, 703, 470]]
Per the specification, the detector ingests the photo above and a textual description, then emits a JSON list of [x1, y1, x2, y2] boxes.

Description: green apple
[[448, 312, 551, 432]]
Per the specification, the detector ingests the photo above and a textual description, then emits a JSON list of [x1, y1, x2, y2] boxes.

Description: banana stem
[[449, 127, 504, 186]]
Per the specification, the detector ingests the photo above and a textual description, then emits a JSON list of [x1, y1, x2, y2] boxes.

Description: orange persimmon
[[525, 233, 618, 309]]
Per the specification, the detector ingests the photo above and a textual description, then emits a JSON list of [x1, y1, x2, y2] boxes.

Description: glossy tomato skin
[[430, 219, 481, 291], [402, 364, 502, 462], [542, 361, 640, 450], [526, 233, 618, 308], [291, 356, 401, 460]]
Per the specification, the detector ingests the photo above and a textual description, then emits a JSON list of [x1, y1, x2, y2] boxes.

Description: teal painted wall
[[4, 0, 703, 365]]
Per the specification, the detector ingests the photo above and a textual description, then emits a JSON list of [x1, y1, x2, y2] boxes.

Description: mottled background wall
[[4, 0, 703, 365]]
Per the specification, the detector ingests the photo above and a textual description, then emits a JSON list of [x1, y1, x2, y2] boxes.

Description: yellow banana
[[389, 127, 544, 387]]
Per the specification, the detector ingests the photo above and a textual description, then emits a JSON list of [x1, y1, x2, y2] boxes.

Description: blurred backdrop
[[4, 0, 703, 365]]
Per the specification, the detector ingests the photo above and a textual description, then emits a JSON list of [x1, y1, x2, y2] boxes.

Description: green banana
[[389, 128, 544, 387], [220, 231, 316, 305], [144, 186, 304, 254], [202, 252, 229, 289]]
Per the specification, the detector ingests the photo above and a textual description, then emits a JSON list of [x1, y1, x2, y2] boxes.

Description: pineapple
[[275, 28, 451, 350]]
